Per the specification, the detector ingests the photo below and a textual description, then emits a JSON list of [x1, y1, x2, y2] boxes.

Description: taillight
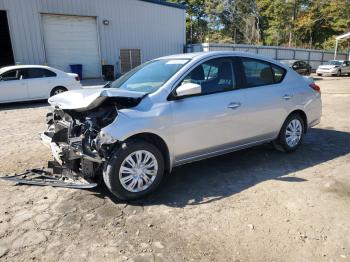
[[309, 83, 320, 93], [75, 76, 80, 81]]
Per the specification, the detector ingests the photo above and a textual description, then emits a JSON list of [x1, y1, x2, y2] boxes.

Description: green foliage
[[168, 0, 350, 50]]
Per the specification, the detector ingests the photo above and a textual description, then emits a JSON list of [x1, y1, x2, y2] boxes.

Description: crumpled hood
[[48, 88, 147, 111], [318, 65, 338, 70]]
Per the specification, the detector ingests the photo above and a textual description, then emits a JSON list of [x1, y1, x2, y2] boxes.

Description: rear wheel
[[274, 114, 304, 152], [103, 140, 165, 200], [50, 86, 67, 96]]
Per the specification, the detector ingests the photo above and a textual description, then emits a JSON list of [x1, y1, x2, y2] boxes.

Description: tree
[[167, 0, 350, 51], [168, 0, 208, 43], [206, 0, 259, 44]]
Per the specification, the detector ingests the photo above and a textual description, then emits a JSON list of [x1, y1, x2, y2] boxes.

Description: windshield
[[110, 59, 189, 93], [325, 60, 342, 66]]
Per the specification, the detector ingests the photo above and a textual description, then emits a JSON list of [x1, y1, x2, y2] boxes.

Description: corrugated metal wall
[[0, 0, 186, 74], [187, 43, 349, 70]]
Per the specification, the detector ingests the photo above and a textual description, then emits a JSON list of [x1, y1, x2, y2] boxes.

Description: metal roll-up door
[[42, 14, 100, 78]]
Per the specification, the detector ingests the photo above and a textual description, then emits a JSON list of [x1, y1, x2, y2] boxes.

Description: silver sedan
[[44, 51, 322, 200]]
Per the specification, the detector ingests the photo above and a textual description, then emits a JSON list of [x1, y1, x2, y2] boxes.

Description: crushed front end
[[41, 103, 118, 181], [1, 88, 146, 188]]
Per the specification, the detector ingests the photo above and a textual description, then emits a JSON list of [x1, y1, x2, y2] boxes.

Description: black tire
[[317, 73, 322, 76], [50, 86, 67, 97], [274, 114, 305, 152], [103, 140, 165, 200], [337, 70, 341, 77]]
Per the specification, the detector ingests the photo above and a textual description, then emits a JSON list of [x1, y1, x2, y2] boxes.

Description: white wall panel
[[258, 48, 276, 59], [277, 49, 294, 59], [0, 0, 186, 76], [295, 51, 308, 60]]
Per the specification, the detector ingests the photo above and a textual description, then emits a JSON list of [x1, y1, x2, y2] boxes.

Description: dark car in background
[[280, 60, 312, 75]]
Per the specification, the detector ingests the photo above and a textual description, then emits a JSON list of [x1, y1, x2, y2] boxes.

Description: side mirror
[[175, 83, 201, 97]]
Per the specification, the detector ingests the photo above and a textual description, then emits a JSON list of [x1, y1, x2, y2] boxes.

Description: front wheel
[[275, 114, 304, 152], [336, 70, 341, 77], [103, 140, 165, 200]]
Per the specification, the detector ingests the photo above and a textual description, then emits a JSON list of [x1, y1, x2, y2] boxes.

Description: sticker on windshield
[[166, 60, 188, 65]]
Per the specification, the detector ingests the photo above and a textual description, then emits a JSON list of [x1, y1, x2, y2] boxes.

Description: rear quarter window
[[272, 65, 285, 83]]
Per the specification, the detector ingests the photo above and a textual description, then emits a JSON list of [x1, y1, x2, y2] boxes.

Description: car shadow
[[0, 100, 48, 111], [94, 127, 350, 207]]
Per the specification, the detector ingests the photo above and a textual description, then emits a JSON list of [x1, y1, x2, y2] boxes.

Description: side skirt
[[173, 138, 274, 167]]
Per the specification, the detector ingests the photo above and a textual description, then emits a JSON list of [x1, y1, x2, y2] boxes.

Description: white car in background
[[0, 65, 82, 103], [316, 60, 350, 76]]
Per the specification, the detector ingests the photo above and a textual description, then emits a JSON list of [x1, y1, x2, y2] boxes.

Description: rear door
[[22, 68, 57, 99], [0, 69, 28, 102], [238, 57, 290, 140]]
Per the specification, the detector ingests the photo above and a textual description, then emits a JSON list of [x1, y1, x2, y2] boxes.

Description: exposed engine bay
[[44, 95, 142, 177], [1, 88, 147, 188]]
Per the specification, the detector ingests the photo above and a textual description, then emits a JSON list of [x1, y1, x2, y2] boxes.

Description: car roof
[[0, 65, 53, 71], [158, 51, 287, 68]]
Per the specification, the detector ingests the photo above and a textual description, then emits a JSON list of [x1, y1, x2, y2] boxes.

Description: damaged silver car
[[36, 52, 322, 200]]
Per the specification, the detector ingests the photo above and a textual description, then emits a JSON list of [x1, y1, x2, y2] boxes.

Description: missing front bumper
[[40, 132, 104, 164], [0, 165, 98, 189]]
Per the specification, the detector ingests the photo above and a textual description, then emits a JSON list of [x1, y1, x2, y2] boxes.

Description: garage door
[[42, 14, 100, 78]]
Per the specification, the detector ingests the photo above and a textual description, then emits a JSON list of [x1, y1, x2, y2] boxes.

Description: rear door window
[[22, 68, 57, 79], [241, 58, 286, 87]]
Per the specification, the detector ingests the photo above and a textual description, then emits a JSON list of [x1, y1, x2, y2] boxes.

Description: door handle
[[228, 102, 241, 109], [282, 94, 293, 100]]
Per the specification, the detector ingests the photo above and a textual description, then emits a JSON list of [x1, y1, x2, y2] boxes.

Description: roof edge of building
[[139, 0, 186, 10]]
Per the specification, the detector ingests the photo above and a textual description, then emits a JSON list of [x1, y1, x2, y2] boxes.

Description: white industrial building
[[0, 0, 186, 78]]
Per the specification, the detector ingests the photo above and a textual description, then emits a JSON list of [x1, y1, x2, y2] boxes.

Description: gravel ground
[[0, 75, 350, 262]]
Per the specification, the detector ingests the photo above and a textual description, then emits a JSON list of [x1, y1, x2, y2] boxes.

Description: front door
[[170, 57, 248, 163], [0, 69, 28, 103]]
